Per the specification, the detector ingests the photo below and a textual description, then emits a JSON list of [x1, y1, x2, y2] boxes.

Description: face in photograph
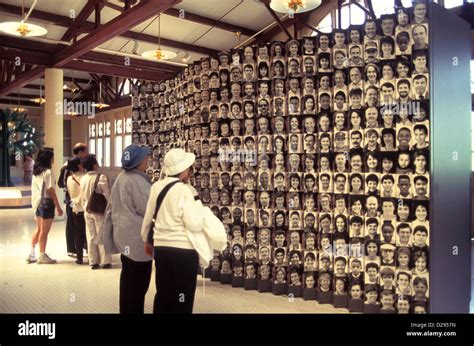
[[349, 28, 361, 44], [412, 24, 428, 49], [302, 37, 315, 55]]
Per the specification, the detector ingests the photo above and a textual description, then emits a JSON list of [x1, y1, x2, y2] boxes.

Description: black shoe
[[102, 264, 112, 269], [76, 258, 83, 265], [91, 264, 100, 270]]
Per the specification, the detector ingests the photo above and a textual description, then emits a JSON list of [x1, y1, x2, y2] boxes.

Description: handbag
[[146, 180, 181, 246], [86, 174, 108, 215]]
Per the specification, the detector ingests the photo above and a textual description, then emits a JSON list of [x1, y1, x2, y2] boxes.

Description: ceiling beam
[[0, 98, 42, 108], [81, 51, 182, 73], [103, 3, 256, 37], [51, 0, 182, 67], [61, 0, 102, 42], [0, 2, 215, 56], [0, 66, 45, 97], [0, 3, 73, 26], [0, 36, 182, 75], [163, 8, 256, 37], [62, 60, 173, 81], [0, 46, 52, 66], [95, 96, 131, 113], [260, 0, 293, 40], [254, 14, 295, 44], [118, 29, 217, 56], [4, 92, 82, 100], [90, 74, 116, 101], [104, 1, 124, 12]]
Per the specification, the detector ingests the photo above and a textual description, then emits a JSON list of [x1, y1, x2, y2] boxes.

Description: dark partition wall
[[131, 1, 472, 313], [429, 3, 471, 313]]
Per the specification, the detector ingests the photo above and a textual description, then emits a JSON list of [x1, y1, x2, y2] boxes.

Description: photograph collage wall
[[131, 2, 431, 313]]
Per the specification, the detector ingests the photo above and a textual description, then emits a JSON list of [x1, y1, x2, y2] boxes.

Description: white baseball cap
[[163, 148, 195, 176]]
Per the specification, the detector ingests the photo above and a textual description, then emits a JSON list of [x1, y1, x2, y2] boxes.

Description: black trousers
[[71, 212, 86, 261], [65, 202, 76, 253], [120, 255, 152, 314], [153, 246, 199, 314]]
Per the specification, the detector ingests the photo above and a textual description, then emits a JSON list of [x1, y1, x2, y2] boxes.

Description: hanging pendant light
[[141, 15, 177, 61], [31, 80, 45, 104], [0, 0, 48, 37], [95, 81, 110, 109], [14, 90, 26, 113], [269, 0, 322, 14]]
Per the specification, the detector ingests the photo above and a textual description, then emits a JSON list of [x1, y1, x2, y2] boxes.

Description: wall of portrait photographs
[[131, 3, 431, 314]]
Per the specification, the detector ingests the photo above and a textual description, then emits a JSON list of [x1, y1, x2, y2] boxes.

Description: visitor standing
[[109, 145, 152, 313], [27, 149, 63, 264], [141, 148, 204, 314], [79, 154, 112, 269], [58, 143, 88, 257], [66, 158, 87, 264]]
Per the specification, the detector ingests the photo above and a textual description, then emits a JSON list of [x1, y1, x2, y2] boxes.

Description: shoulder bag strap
[[93, 173, 101, 192], [72, 175, 80, 186], [40, 176, 45, 204], [146, 180, 181, 246]]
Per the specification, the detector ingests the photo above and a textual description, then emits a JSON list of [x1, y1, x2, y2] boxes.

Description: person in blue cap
[[109, 144, 152, 314]]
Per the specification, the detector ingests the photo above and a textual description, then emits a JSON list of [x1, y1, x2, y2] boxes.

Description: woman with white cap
[[109, 144, 152, 314], [141, 148, 204, 314]]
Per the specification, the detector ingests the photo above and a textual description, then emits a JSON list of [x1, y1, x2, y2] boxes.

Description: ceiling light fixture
[[269, 0, 322, 14], [181, 52, 191, 63], [141, 14, 177, 61], [0, 0, 48, 37], [31, 81, 45, 104], [132, 40, 140, 55], [95, 81, 110, 109]]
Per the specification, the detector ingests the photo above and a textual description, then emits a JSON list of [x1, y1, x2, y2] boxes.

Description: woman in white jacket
[[141, 148, 204, 314], [79, 154, 112, 270]]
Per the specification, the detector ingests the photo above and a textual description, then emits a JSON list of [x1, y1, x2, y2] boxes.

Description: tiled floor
[[0, 208, 345, 314]]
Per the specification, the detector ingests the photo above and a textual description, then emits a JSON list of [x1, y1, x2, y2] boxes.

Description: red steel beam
[[82, 50, 182, 73], [0, 36, 182, 74], [51, 0, 182, 67], [61, 0, 102, 42], [163, 8, 256, 37], [0, 66, 45, 97], [0, 45, 52, 66], [0, 3, 216, 56], [260, 0, 293, 40], [63, 60, 173, 81]]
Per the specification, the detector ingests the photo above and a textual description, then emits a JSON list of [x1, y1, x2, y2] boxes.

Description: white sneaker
[[37, 253, 57, 264], [26, 254, 37, 264]]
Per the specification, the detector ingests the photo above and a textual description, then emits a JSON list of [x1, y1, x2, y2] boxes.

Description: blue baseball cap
[[121, 145, 150, 170]]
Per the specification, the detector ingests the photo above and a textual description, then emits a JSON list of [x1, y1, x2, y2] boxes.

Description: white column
[[44, 68, 64, 209]]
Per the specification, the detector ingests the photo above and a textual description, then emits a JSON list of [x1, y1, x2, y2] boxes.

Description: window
[[122, 79, 131, 96], [104, 121, 111, 167], [89, 124, 96, 156], [371, 0, 395, 17], [340, 2, 367, 28], [124, 117, 132, 148], [314, 13, 332, 33], [97, 123, 104, 166], [115, 119, 123, 167]]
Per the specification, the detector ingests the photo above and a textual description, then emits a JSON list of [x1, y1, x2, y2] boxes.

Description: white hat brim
[[164, 152, 195, 176]]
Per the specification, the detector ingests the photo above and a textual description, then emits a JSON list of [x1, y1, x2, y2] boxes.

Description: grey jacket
[[107, 169, 152, 262]]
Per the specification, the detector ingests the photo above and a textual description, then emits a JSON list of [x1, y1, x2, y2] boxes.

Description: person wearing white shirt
[[141, 148, 204, 314], [79, 154, 112, 270], [66, 158, 86, 264], [26, 149, 63, 264]]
